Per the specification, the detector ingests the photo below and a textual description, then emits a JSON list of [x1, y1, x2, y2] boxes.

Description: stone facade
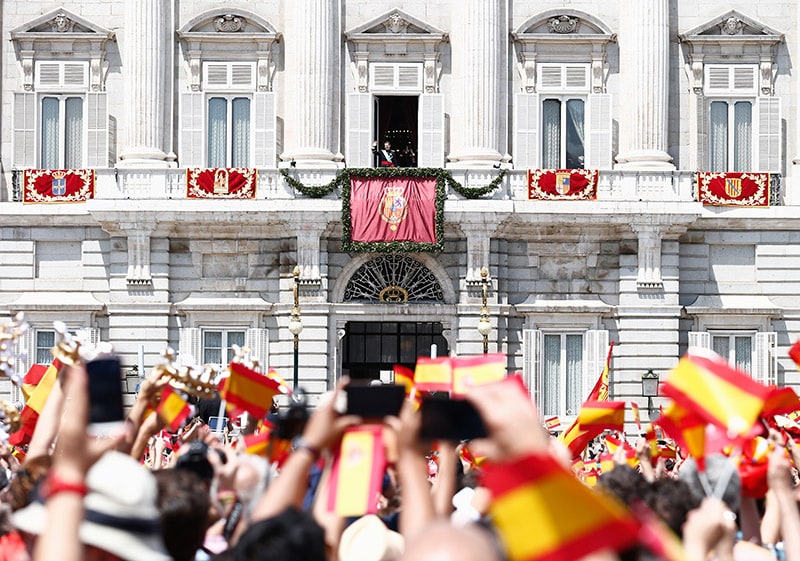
[[0, 1, 799, 429]]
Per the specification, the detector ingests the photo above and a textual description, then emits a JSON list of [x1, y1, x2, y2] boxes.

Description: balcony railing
[[8, 168, 782, 205]]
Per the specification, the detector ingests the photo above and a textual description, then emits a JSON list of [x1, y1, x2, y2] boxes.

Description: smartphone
[[345, 385, 405, 418], [208, 416, 227, 432], [86, 354, 125, 437], [419, 397, 488, 441]]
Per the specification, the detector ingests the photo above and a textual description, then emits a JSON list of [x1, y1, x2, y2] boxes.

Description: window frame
[[205, 94, 252, 168], [39, 93, 86, 169], [709, 330, 756, 373], [540, 95, 586, 169], [707, 97, 754, 172], [201, 328, 247, 368], [540, 330, 585, 419]]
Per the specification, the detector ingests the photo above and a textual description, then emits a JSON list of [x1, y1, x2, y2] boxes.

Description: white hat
[[14, 451, 171, 561], [338, 515, 404, 561]]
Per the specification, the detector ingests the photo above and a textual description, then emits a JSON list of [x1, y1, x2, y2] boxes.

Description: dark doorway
[[375, 96, 418, 167], [342, 321, 448, 383]]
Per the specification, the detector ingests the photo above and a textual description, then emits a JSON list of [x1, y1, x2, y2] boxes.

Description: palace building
[[0, 1, 799, 427]]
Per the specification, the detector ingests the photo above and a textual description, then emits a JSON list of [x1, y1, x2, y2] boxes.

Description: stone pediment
[[680, 10, 783, 40], [178, 9, 279, 36], [10, 8, 114, 38], [346, 8, 446, 37], [514, 9, 614, 37]]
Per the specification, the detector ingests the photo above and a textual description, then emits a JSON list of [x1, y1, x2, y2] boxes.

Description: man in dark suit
[[372, 140, 397, 167]]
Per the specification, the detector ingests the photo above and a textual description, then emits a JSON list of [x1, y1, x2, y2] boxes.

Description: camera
[[274, 390, 309, 440]]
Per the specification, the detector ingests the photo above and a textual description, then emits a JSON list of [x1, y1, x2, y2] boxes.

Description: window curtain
[[231, 98, 250, 168], [734, 336, 752, 373], [565, 99, 585, 169], [709, 101, 728, 171], [542, 334, 560, 416], [41, 97, 59, 169], [203, 330, 223, 365], [64, 97, 83, 169], [733, 101, 752, 172], [565, 334, 583, 416], [542, 99, 561, 169], [207, 98, 227, 168]]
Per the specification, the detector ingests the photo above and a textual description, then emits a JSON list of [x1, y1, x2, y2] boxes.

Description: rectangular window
[[41, 95, 83, 168], [35, 330, 56, 365], [207, 97, 251, 168], [542, 98, 585, 169], [709, 100, 752, 172], [202, 329, 246, 367], [541, 333, 583, 417], [711, 333, 753, 373]]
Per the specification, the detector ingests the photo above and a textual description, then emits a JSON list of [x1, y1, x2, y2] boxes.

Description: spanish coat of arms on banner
[[696, 172, 770, 207], [527, 169, 599, 200], [23, 169, 95, 203]]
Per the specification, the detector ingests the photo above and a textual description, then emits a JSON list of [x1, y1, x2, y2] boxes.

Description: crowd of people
[[0, 357, 799, 561]]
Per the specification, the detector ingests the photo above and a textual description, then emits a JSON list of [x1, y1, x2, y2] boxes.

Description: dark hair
[[597, 465, 649, 505], [234, 507, 326, 561], [154, 469, 211, 561], [645, 478, 700, 537]]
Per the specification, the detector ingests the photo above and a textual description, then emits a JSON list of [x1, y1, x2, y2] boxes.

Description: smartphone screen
[[419, 397, 488, 441], [86, 355, 125, 436], [345, 385, 405, 418]]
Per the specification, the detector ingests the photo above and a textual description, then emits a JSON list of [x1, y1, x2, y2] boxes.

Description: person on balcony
[[372, 140, 397, 168]]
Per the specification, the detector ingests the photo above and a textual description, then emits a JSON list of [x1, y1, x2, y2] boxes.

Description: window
[[202, 329, 246, 366], [688, 329, 776, 384], [711, 332, 753, 373], [542, 98, 585, 169], [541, 333, 584, 417], [709, 100, 752, 172], [35, 330, 56, 365], [207, 96, 250, 168], [40, 95, 84, 169]]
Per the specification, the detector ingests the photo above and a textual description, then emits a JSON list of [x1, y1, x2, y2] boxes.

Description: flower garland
[[445, 169, 506, 198]]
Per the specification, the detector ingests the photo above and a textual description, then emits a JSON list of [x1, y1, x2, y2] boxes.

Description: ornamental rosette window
[[343, 255, 444, 303]]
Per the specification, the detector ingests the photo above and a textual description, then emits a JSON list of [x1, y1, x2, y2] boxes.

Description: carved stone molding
[[384, 12, 409, 34], [124, 224, 155, 285], [631, 224, 664, 289], [548, 16, 579, 34], [720, 17, 744, 35], [49, 13, 75, 33], [214, 14, 244, 33]]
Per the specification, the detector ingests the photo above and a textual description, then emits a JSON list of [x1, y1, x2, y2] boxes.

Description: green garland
[[280, 166, 505, 200], [340, 168, 445, 253]]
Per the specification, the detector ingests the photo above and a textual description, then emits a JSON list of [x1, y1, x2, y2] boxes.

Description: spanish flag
[[483, 453, 639, 561], [393, 364, 415, 395], [157, 385, 192, 431], [761, 386, 800, 419], [9, 359, 64, 446], [243, 431, 270, 456], [604, 434, 639, 469], [655, 402, 706, 470], [789, 339, 800, 370], [220, 361, 282, 419], [327, 425, 386, 517], [451, 353, 506, 397], [661, 349, 770, 437], [545, 416, 561, 432], [577, 401, 625, 432], [414, 357, 453, 393]]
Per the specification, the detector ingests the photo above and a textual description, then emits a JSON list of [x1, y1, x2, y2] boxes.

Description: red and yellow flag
[[788, 339, 800, 370], [414, 357, 453, 393], [655, 402, 706, 470], [577, 401, 625, 432], [9, 359, 64, 446], [220, 362, 282, 419], [661, 349, 770, 437], [393, 364, 415, 395], [451, 353, 506, 397], [761, 386, 800, 419], [483, 452, 639, 561], [327, 425, 386, 517], [545, 416, 561, 432], [157, 385, 192, 431]]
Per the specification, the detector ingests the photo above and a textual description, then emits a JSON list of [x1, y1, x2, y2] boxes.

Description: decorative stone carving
[[384, 12, 409, 34], [690, 55, 704, 94], [49, 12, 75, 33], [720, 17, 744, 35], [631, 224, 663, 288], [214, 14, 244, 33], [547, 15, 578, 34], [126, 226, 154, 284], [760, 59, 773, 95]]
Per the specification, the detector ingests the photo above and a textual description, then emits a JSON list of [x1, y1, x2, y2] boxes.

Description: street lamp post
[[641, 369, 659, 420], [288, 266, 303, 391], [477, 267, 491, 355]]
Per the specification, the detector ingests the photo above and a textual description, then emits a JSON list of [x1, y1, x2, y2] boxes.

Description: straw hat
[[338, 515, 404, 561]]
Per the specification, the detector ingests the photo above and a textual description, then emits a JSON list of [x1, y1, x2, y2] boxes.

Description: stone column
[[447, 0, 504, 167], [283, 0, 340, 168], [118, 0, 170, 167], [615, 0, 674, 170]]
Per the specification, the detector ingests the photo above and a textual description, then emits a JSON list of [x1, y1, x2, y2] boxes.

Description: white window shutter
[[245, 328, 270, 368], [86, 92, 109, 167], [370, 64, 396, 90], [523, 329, 542, 404], [586, 94, 612, 169], [253, 91, 276, 169], [565, 65, 589, 90], [180, 92, 204, 167], [514, 93, 540, 170], [369, 63, 422, 93], [688, 331, 711, 350], [706, 66, 731, 94], [35, 61, 88, 90], [36, 62, 62, 88], [178, 327, 202, 365], [63, 63, 88, 88], [346, 93, 373, 168], [583, 330, 609, 399], [13, 93, 36, 168], [754, 332, 777, 385], [13, 328, 34, 384], [705, 65, 757, 96], [418, 94, 444, 168], [538, 65, 563, 91], [757, 97, 781, 173]]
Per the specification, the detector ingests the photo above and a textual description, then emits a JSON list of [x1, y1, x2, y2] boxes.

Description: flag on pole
[[577, 401, 626, 432], [327, 425, 386, 517], [655, 402, 707, 470], [9, 359, 64, 446], [661, 349, 770, 437], [483, 452, 639, 561], [545, 416, 561, 432], [451, 353, 506, 397], [631, 402, 642, 432], [220, 362, 282, 419], [156, 385, 192, 431]]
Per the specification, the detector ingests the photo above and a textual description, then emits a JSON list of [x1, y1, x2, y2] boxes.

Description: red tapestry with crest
[[23, 169, 95, 204], [186, 168, 257, 199], [527, 169, 599, 200], [349, 176, 437, 243], [696, 172, 769, 207]]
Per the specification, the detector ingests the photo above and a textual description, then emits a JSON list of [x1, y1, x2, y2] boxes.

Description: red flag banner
[[451, 353, 506, 397], [414, 356, 453, 393], [527, 169, 598, 201], [220, 362, 282, 419], [483, 453, 640, 561], [696, 172, 769, 207], [348, 176, 437, 244], [327, 425, 386, 517], [186, 168, 257, 199], [23, 169, 94, 203], [789, 340, 800, 371]]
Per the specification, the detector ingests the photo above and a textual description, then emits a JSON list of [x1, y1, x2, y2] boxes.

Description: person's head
[[234, 454, 270, 519], [597, 465, 649, 505], [645, 477, 700, 537], [234, 507, 326, 561], [383, 141, 391, 150], [679, 454, 741, 513], [153, 468, 210, 561], [338, 515, 404, 561], [13, 451, 171, 561], [398, 520, 501, 561]]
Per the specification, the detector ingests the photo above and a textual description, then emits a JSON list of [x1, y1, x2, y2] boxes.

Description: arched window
[[343, 254, 444, 303]]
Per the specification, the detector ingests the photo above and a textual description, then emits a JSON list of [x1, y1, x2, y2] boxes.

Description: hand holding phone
[[86, 353, 125, 437], [419, 397, 487, 441], [344, 385, 405, 418]]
